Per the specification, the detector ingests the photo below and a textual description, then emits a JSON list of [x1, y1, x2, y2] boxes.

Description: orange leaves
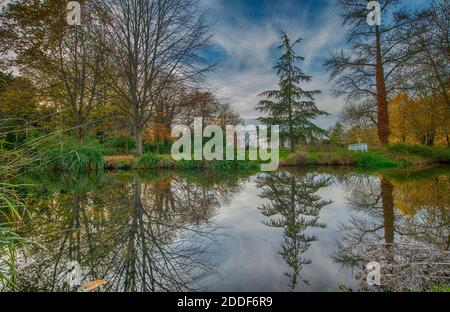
[[144, 123, 173, 142], [83, 279, 107, 292]]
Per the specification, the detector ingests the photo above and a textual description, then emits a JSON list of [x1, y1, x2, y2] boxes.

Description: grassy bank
[[16, 134, 449, 173], [103, 144, 450, 172], [104, 153, 259, 173], [280, 144, 450, 169]]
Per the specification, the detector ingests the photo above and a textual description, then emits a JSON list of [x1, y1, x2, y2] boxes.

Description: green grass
[[0, 153, 26, 290], [38, 140, 105, 175], [283, 149, 400, 168], [353, 151, 399, 168], [175, 159, 258, 172], [278, 149, 293, 160], [106, 152, 260, 172], [211, 160, 259, 172], [108, 144, 449, 171], [136, 153, 174, 169], [282, 143, 450, 169], [138, 152, 161, 168], [176, 159, 204, 170], [387, 144, 450, 163], [427, 284, 450, 292]]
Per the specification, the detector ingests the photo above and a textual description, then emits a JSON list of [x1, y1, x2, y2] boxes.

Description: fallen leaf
[[83, 279, 107, 292]]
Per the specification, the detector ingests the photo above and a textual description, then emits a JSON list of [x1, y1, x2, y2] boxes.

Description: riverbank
[[103, 144, 450, 171], [104, 154, 259, 171], [280, 144, 450, 168]]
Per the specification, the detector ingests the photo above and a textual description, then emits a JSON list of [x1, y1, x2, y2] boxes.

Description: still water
[[8, 167, 450, 291]]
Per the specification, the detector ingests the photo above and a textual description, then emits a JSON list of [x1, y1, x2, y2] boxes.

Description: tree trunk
[[76, 127, 83, 143], [427, 133, 435, 146], [288, 109, 294, 152], [375, 26, 390, 146], [75, 113, 84, 143], [381, 176, 395, 261], [135, 128, 143, 157]]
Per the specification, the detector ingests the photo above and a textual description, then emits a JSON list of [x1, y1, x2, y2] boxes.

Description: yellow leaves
[[144, 122, 173, 142], [83, 279, 107, 292], [392, 175, 450, 217], [389, 92, 449, 145]]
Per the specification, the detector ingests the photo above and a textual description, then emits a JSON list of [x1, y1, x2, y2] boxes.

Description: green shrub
[[138, 152, 162, 168], [104, 136, 135, 155], [38, 138, 104, 174], [137, 153, 174, 169], [176, 159, 204, 170], [175, 159, 258, 171], [143, 140, 173, 154], [212, 160, 258, 171], [354, 152, 398, 168]]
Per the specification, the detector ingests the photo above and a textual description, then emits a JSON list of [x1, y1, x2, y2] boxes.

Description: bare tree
[[395, 1, 449, 109], [177, 90, 220, 131], [216, 103, 243, 130], [93, 0, 212, 156], [326, 0, 422, 145], [339, 99, 377, 143]]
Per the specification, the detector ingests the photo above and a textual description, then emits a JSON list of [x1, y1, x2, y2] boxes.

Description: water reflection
[[257, 170, 332, 289], [334, 168, 450, 290], [4, 167, 449, 292], [12, 171, 246, 291]]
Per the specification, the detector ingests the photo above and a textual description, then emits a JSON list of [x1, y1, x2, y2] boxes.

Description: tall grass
[[0, 120, 112, 289], [36, 136, 104, 175], [0, 163, 25, 289], [137, 152, 174, 169]]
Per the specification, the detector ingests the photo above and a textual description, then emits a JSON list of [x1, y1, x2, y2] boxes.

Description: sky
[[198, 0, 431, 129], [0, 0, 433, 129]]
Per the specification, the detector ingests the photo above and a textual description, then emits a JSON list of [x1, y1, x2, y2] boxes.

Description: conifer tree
[[257, 32, 327, 151]]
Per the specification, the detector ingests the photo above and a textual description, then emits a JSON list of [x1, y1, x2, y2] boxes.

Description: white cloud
[[202, 0, 347, 128]]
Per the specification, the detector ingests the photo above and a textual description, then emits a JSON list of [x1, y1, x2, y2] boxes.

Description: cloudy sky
[[198, 0, 430, 128], [0, 0, 432, 129]]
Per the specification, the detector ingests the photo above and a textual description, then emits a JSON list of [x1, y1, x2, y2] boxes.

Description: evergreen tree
[[257, 171, 332, 289], [329, 122, 345, 146], [257, 32, 327, 151]]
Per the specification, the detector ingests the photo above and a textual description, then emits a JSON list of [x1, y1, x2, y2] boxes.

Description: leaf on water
[[83, 279, 107, 292]]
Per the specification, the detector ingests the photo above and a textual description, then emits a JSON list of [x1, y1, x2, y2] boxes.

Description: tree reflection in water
[[334, 168, 450, 291], [257, 170, 332, 289], [9, 171, 245, 292]]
